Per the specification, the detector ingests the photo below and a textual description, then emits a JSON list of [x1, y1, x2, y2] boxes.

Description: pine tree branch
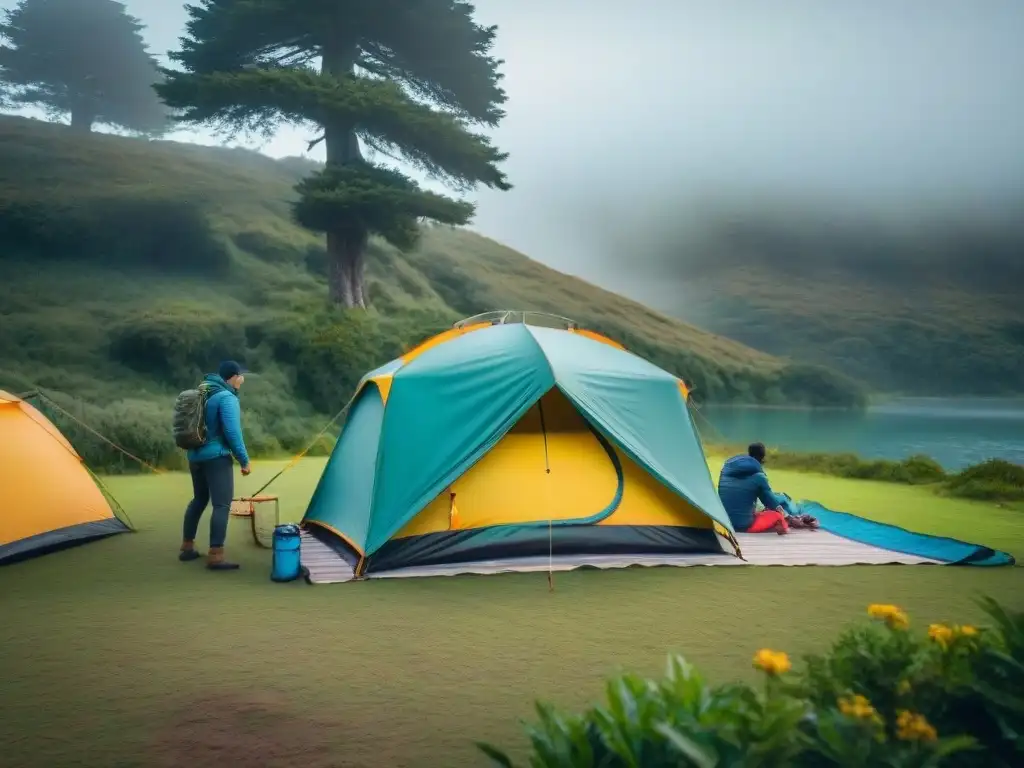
[[158, 66, 509, 190], [359, 0, 508, 126], [361, 134, 406, 166], [293, 162, 475, 248], [361, 40, 505, 126], [170, 0, 316, 74], [169, 0, 506, 126]]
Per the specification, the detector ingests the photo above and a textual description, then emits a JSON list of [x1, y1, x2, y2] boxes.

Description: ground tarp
[[802, 502, 1015, 566], [300, 501, 1015, 582]]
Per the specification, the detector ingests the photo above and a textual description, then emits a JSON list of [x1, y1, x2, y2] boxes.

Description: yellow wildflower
[[752, 649, 791, 676], [868, 604, 898, 619], [929, 623, 979, 649], [889, 611, 910, 630], [838, 694, 884, 726], [928, 623, 954, 649], [896, 710, 938, 742], [867, 604, 910, 630], [896, 679, 912, 695]]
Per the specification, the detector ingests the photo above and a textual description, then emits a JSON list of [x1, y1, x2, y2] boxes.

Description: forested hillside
[[0, 116, 864, 469], [651, 210, 1024, 395]]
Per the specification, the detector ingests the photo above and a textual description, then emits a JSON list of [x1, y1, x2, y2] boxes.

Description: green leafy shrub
[[233, 228, 308, 263], [899, 454, 949, 484], [0, 196, 230, 272], [798, 599, 1024, 767], [33, 394, 187, 473], [945, 460, 1024, 502], [764, 450, 947, 486], [479, 599, 1022, 767], [304, 242, 330, 277], [109, 302, 248, 386], [262, 308, 445, 413], [22, 355, 334, 473]]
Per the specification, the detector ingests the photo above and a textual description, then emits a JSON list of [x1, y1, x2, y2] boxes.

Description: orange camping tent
[[0, 390, 129, 564]]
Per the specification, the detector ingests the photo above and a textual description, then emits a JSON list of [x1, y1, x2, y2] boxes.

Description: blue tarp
[[796, 500, 1015, 566]]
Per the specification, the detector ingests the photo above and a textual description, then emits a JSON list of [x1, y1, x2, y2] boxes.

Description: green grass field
[[1, 460, 1021, 767]]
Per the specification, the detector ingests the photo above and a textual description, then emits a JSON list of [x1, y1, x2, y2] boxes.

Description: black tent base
[[0, 518, 130, 566]]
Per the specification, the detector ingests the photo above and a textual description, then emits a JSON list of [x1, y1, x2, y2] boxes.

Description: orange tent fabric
[[0, 390, 128, 564]]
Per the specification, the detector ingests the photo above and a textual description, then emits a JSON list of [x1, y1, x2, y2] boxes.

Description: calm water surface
[[700, 398, 1024, 470]]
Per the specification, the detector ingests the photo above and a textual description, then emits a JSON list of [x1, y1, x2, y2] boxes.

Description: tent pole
[[538, 399, 554, 592]]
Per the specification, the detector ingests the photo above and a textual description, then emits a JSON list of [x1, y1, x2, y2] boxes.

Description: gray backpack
[[172, 386, 209, 450]]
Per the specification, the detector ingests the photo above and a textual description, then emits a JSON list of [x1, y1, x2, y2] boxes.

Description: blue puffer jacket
[[187, 374, 251, 467], [717, 455, 781, 532]]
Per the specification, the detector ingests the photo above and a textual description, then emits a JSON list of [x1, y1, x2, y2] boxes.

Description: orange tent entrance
[[0, 390, 129, 565]]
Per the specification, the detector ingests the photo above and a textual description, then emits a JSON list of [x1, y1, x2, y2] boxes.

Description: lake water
[[698, 398, 1024, 470]]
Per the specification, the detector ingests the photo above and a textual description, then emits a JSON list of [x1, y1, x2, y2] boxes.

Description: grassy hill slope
[[0, 115, 862, 470], [650, 212, 1024, 396]]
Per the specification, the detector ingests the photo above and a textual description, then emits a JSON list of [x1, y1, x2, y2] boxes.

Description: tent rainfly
[[0, 390, 129, 565], [302, 318, 739, 577]]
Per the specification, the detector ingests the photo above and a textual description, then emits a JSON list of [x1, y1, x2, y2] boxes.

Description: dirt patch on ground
[[149, 691, 342, 768]]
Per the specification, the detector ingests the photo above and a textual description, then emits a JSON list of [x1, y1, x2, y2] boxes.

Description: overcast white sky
[[4, 0, 1023, 291]]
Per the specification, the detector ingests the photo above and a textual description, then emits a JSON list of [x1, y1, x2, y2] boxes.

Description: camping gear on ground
[[0, 390, 130, 565], [229, 495, 279, 548], [788, 514, 820, 530], [301, 314, 741, 579], [172, 386, 208, 449], [271, 524, 302, 582], [299, 494, 1017, 583], [777, 494, 819, 529]]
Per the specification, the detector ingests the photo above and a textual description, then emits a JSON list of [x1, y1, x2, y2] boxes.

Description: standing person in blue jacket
[[717, 442, 790, 535], [179, 361, 251, 570]]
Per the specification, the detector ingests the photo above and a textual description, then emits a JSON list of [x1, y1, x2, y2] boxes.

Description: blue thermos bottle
[[271, 524, 302, 582]]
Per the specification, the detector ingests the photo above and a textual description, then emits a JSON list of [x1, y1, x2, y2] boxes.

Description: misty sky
[[4, 0, 1023, 292]]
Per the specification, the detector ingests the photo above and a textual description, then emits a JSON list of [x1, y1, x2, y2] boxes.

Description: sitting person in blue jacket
[[718, 443, 817, 534]]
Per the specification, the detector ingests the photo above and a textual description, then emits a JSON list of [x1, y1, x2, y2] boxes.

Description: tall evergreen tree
[[157, 0, 511, 308], [0, 0, 169, 135]]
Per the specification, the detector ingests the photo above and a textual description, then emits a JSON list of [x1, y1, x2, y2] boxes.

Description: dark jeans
[[183, 456, 234, 548]]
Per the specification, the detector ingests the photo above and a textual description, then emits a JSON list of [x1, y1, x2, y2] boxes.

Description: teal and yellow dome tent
[[301, 313, 740, 577]]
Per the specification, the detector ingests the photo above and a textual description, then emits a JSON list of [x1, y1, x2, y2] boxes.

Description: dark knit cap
[[218, 360, 248, 380]]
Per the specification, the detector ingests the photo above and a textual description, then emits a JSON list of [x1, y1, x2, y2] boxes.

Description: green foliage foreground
[[479, 598, 1024, 767]]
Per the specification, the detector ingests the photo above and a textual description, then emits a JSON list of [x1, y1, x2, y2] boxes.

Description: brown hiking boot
[[206, 546, 240, 571], [179, 540, 201, 562]]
